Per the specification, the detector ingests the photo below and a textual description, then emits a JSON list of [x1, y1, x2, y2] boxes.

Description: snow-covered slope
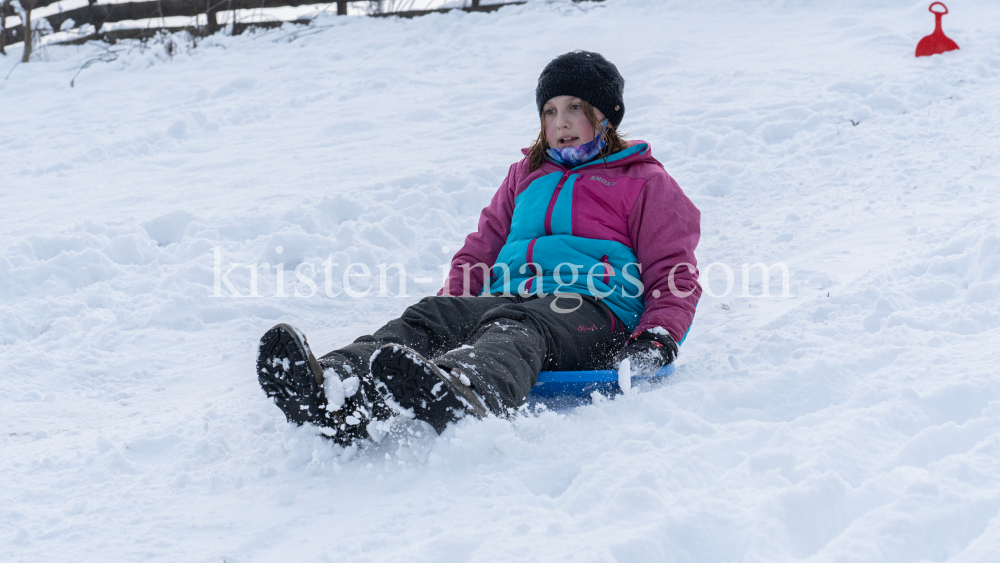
[[3, 1, 1000, 561]]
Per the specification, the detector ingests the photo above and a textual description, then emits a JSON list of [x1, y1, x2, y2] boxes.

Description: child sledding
[[257, 51, 702, 446]]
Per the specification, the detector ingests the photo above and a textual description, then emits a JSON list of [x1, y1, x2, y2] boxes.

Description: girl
[[256, 51, 702, 446]]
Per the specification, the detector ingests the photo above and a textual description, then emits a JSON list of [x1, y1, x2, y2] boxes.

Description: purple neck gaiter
[[546, 121, 608, 168]]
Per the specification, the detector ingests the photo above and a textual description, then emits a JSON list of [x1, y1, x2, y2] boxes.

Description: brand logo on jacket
[[577, 323, 599, 332], [589, 175, 616, 187]]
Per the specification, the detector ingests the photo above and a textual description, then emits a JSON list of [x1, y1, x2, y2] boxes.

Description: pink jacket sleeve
[[438, 163, 519, 296], [627, 172, 702, 343]]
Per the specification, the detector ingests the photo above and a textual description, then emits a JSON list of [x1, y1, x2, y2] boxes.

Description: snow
[[618, 357, 632, 393], [3, 0, 1000, 561]]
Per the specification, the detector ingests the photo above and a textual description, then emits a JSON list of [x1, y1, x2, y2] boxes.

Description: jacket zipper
[[543, 171, 572, 236], [600, 255, 611, 285], [525, 238, 538, 293]]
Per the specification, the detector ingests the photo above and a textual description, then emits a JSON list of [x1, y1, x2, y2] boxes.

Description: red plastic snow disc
[[916, 2, 959, 57]]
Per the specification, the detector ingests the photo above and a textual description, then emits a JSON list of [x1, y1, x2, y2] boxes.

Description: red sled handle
[[929, 2, 948, 15]]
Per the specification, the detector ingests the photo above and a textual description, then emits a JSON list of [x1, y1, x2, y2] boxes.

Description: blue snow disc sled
[[529, 365, 675, 398]]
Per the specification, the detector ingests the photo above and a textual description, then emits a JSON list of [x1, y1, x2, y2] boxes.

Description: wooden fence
[[0, 0, 534, 59]]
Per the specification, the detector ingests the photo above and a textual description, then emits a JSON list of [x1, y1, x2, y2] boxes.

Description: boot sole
[[257, 323, 332, 427], [371, 345, 487, 434]]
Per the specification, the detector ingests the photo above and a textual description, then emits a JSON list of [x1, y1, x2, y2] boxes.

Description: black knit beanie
[[535, 51, 625, 129]]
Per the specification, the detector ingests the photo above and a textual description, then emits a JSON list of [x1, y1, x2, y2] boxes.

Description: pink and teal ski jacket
[[440, 141, 701, 344]]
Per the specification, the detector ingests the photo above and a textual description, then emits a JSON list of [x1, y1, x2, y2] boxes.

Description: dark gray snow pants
[[319, 294, 629, 415]]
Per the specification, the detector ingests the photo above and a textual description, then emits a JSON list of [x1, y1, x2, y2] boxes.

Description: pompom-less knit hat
[[535, 51, 625, 129]]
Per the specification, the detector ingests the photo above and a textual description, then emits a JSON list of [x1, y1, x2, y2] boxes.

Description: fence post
[[337, 0, 347, 15], [85, 0, 105, 33], [0, 0, 8, 55], [13, 0, 32, 63], [471, 0, 480, 7]]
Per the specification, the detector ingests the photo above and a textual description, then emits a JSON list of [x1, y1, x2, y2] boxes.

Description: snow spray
[[618, 359, 632, 394]]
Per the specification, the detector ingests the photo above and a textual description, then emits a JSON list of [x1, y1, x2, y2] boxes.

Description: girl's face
[[543, 96, 606, 149]]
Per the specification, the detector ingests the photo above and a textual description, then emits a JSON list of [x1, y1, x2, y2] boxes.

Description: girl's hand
[[616, 330, 678, 375]]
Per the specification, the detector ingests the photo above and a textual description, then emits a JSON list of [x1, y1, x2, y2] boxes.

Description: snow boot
[[257, 323, 332, 428], [258, 324, 394, 447], [316, 353, 396, 446], [370, 344, 488, 434]]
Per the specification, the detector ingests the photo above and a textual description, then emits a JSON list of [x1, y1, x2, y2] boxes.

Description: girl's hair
[[527, 100, 629, 172]]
